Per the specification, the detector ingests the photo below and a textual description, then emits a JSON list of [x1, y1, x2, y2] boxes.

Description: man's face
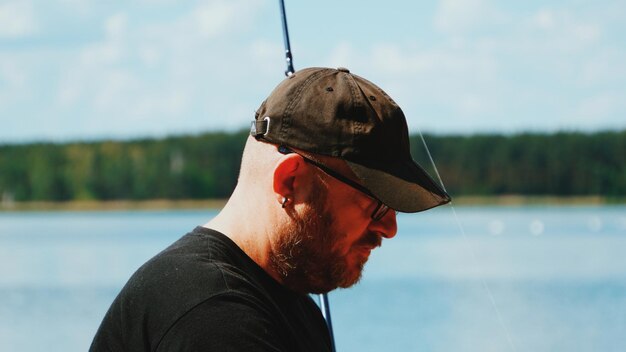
[[271, 171, 397, 294]]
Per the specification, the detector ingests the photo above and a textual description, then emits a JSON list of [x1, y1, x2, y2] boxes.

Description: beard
[[270, 179, 372, 294]]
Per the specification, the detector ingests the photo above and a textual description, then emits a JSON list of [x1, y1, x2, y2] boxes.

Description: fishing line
[[417, 129, 519, 352]]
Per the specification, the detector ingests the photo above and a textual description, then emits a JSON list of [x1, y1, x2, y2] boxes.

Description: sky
[[0, 0, 625, 143]]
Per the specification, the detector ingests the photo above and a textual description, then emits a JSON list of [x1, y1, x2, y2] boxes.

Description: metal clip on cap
[[250, 117, 270, 138]]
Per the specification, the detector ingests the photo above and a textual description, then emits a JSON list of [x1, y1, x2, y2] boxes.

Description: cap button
[[336, 67, 350, 73]]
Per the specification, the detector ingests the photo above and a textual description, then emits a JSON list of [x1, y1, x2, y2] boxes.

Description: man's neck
[[203, 191, 283, 284]]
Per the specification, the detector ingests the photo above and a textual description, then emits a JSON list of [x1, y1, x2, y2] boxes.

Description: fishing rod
[[278, 0, 295, 77], [277, 1, 337, 351]]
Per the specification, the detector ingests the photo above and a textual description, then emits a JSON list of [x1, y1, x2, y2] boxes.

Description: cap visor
[[345, 159, 451, 213]]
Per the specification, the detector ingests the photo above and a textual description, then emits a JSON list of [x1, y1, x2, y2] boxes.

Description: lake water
[[1, 205, 625, 351]]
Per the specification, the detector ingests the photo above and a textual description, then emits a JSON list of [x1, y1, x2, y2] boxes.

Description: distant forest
[[0, 130, 624, 202]]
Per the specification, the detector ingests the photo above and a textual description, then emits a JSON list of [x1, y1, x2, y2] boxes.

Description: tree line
[[0, 130, 624, 202]]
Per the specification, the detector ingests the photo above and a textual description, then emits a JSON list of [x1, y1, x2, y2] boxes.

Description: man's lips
[[353, 232, 382, 253]]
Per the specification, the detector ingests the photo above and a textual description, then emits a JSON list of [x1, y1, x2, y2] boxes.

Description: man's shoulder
[[91, 228, 269, 351], [91, 227, 331, 352], [127, 227, 255, 298]]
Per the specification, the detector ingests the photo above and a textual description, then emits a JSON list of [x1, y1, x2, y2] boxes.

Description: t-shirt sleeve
[[155, 293, 290, 352]]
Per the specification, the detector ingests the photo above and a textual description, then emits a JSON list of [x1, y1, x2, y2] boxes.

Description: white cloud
[[47, 0, 272, 139], [531, 8, 602, 39], [0, 59, 26, 108], [193, 0, 238, 38], [130, 91, 190, 117], [93, 69, 139, 110], [0, 1, 38, 38], [2, 0, 625, 141], [72, 13, 130, 68], [136, 0, 180, 4], [79, 41, 123, 66], [458, 94, 495, 116], [325, 42, 356, 68], [579, 49, 626, 85], [161, 0, 263, 39], [57, 84, 80, 108], [575, 92, 624, 122], [58, 0, 93, 17], [105, 12, 128, 39], [250, 40, 278, 58], [573, 23, 601, 43], [527, 8, 602, 50], [370, 43, 497, 77], [138, 45, 162, 67], [249, 40, 284, 75], [434, 0, 506, 33], [532, 9, 555, 30], [317, 1, 625, 134], [0, 60, 26, 88]]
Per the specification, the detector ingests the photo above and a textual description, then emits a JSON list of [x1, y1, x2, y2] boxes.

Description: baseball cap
[[250, 67, 451, 213]]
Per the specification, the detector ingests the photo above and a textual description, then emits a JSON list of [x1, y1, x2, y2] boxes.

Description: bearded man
[[90, 67, 450, 351]]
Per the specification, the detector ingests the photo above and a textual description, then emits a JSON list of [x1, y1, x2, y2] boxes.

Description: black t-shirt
[[90, 227, 332, 352]]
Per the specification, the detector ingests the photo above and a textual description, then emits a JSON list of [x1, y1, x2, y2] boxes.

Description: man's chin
[[325, 257, 366, 292]]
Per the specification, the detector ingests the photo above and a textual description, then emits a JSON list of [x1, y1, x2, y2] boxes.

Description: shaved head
[[237, 136, 282, 188]]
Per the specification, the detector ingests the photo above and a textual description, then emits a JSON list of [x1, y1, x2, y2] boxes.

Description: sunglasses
[[278, 145, 392, 221]]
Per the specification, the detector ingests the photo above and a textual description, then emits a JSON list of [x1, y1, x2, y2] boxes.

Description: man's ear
[[273, 154, 309, 206]]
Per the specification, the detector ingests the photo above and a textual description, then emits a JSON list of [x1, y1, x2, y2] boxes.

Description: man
[[90, 67, 450, 351]]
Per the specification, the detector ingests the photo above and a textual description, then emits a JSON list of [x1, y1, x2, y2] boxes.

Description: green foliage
[[0, 130, 623, 201], [412, 130, 626, 196]]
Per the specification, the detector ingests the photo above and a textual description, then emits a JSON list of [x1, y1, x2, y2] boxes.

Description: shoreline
[[1, 195, 623, 212], [450, 195, 625, 206], [0, 199, 228, 212]]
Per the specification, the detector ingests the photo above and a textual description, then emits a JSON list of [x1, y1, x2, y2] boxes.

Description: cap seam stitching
[[343, 73, 362, 158], [280, 69, 329, 144]]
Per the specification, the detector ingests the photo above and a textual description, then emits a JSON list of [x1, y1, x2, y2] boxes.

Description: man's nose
[[369, 210, 397, 239]]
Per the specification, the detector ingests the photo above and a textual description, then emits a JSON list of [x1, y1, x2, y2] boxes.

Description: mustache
[[355, 232, 382, 249]]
